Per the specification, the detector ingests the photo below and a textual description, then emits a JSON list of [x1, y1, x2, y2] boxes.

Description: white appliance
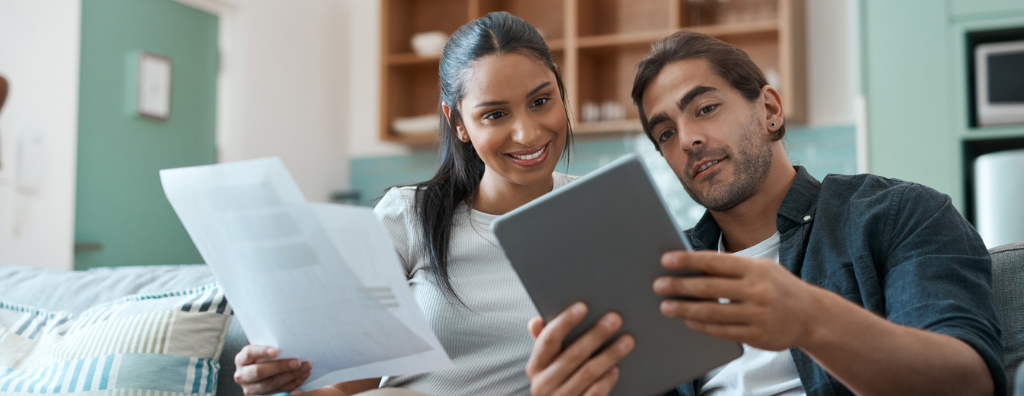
[[975, 148, 1024, 248], [975, 39, 1024, 126]]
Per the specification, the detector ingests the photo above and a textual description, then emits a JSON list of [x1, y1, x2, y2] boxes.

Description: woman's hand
[[234, 345, 312, 395], [525, 302, 635, 396]]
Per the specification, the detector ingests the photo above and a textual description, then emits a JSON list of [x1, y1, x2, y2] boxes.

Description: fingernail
[[603, 313, 620, 329], [619, 336, 634, 352], [572, 302, 586, 315], [290, 359, 300, 369], [660, 300, 675, 315], [611, 366, 620, 376], [653, 277, 669, 291]]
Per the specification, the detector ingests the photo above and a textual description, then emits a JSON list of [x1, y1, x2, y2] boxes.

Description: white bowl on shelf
[[411, 31, 448, 57], [392, 114, 439, 135]]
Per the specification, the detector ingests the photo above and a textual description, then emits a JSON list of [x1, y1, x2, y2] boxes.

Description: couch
[[1, 241, 1021, 396], [991, 241, 1024, 394], [0, 264, 248, 396]]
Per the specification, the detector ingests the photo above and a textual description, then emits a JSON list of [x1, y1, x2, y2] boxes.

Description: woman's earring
[[770, 122, 777, 128]]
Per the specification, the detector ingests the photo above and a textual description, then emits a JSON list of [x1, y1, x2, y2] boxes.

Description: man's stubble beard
[[678, 109, 774, 212]]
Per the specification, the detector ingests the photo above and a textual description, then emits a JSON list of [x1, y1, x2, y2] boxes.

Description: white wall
[[344, 0, 411, 158], [0, 1, 82, 270], [804, 0, 859, 126], [0, 0, 352, 270], [218, 0, 352, 202]]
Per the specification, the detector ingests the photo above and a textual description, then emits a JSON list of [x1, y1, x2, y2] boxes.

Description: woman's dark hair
[[631, 31, 784, 151], [411, 11, 573, 304]]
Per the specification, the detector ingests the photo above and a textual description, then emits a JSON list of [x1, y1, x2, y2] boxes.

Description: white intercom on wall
[[15, 127, 44, 195]]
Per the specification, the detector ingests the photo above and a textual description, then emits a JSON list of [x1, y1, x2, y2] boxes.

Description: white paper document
[[160, 157, 453, 389]]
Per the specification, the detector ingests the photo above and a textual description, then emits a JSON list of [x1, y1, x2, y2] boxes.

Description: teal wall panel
[[75, 0, 218, 269], [862, 0, 959, 206], [950, 0, 1024, 20], [861, 0, 1024, 213]]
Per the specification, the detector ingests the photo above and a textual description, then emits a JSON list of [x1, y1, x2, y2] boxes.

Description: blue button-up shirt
[[673, 166, 1005, 396]]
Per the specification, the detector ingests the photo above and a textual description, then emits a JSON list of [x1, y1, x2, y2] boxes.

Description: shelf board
[[962, 125, 1024, 141], [388, 39, 564, 65], [685, 20, 780, 37], [575, 119, 644, 134], [577, 31, 673, 49], [384, 120, 644, 142], [387, 53, 441, 66], [383, 132, 438, 145], [575, 21, 779, 50]]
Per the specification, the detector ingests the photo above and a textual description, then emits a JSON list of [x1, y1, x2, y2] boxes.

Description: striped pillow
[[0, 283, 232, 395]]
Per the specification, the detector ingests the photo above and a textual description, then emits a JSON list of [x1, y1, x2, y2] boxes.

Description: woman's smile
[[506, 141, 551, 167]]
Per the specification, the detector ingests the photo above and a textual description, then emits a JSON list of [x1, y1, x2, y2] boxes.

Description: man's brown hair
[[631, 31, 784, 151]]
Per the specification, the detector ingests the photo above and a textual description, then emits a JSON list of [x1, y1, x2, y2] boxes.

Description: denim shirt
[[672, 167, 1005, 396]]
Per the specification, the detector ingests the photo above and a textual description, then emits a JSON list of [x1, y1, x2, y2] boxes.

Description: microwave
[[975, 39, 1024, 127]]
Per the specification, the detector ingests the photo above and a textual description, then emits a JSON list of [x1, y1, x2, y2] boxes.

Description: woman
[[233, 12, 633, 396]]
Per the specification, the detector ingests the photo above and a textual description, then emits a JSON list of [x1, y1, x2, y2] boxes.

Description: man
[[630, 31, 1004, 396]]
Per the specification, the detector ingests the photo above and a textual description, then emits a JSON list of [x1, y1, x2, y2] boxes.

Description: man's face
[[640, 58, 773, 212]]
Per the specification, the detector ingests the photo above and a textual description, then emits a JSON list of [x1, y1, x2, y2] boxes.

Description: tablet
[[492, 154, 742, 396]]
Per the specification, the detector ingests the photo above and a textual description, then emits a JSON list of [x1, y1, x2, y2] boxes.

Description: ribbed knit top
[[374, 173, 576, 395]]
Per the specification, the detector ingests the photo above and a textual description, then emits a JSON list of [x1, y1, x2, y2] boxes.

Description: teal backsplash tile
[[350, 124, 857, 229], [349, 151, 439, 205]]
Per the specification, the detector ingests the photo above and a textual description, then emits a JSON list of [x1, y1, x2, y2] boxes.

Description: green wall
[[861, 0, 1024, 213], [75, 0, 218, 269]]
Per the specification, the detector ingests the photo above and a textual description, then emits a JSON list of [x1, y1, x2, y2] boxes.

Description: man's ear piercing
[[771, 122, 777, 128]]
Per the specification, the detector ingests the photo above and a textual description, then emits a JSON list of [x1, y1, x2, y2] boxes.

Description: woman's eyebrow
[[475, 100, 509, 108], [473, 82, 552, 108], [526, 82, 551, 98]]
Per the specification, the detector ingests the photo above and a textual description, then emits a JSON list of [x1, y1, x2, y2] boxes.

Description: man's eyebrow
[[526, 82, 551, 98], [678, 86, 719, 111], [647, 113, 671, 129]]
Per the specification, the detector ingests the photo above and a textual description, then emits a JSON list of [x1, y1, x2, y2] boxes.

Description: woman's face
[[451, 53, 567, 189]]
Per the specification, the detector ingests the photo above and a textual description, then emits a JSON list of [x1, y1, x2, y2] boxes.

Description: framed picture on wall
[[137, 52, 172, 121]]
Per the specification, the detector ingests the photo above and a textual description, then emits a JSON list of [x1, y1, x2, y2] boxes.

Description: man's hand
[[525, 303, 635, 396], [653, 250, 824, 351], [234, 345, 312, 395]]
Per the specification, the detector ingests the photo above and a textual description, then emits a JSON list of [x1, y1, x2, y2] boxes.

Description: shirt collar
[[689, 166, 820, 250]]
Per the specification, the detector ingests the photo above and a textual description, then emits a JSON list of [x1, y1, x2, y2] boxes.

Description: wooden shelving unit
[[380, 0, 804, 144]]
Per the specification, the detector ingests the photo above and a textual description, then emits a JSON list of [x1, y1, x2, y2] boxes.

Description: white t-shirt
[[373, 173, 576, 396], [699, 232, 806, 396]]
